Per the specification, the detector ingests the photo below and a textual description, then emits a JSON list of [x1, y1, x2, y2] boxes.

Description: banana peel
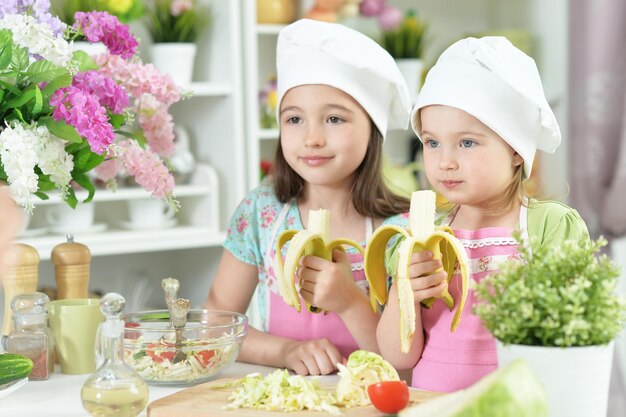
[[364, 190, 469, 353]]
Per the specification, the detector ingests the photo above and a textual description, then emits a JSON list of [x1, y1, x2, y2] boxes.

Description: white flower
[[0, 14, 72, 67], [0, 123, 40, 210], [34, 125, 74, 189], [0, 122, 74, 211]]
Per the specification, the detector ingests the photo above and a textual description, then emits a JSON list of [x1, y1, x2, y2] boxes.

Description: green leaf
[[71, 171, 95, 203], [3, 88, 35, 110], [0, 30, 13, 70], [64, 188, 78, 209], [109, 113, 126, 129], [71, 50, 98, 72], [33, 191, 50, 201], [31, 86, 43, 116], [39, 117, 82, 143], [42, 73, 72, 100], [25, 60, 67, 84], [73, 146, 105, 172], [11, 45, 28, 71]]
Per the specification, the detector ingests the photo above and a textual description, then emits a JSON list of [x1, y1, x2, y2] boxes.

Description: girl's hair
[[494, 163, 525, 211], [272, 121, 410, 217]]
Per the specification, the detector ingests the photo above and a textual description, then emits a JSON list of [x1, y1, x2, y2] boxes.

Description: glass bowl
[[123, 309, 248, 386]]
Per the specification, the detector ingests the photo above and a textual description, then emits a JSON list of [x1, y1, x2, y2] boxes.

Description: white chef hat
[[276, 19, 412, 140], [411, 36, 561, 178]]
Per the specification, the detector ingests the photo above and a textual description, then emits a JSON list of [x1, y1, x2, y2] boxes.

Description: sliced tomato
[[146, 343, 175, 363], [194, 350, 215, 367], [367, 380, 410, 414], [124, 322, 141, 339]]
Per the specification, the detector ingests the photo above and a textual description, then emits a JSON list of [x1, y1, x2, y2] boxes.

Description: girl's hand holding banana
[[298, 248, 363, 315], [275, 209, 367, 314], [364, 190, 469, 353]]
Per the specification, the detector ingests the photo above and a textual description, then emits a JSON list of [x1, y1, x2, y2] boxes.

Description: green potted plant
[[144, 0, 211, 86], [474, 236, 626, 417], [380, 9, 426, 102]]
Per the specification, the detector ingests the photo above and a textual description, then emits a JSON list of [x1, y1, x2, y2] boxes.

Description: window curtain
[[569, 1, 626, 415]]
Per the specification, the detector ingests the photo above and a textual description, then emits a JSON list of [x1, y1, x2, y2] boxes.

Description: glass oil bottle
[[81, 293, 148, 417]]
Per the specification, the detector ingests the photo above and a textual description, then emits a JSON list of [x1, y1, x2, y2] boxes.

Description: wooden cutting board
[[148, 377, 443, 417]]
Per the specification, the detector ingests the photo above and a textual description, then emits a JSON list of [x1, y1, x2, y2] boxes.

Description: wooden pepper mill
[[1, 243, 39, 337], [51, 235, 91, 300]]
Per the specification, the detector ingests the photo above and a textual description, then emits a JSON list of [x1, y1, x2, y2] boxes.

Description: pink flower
[[72, 70, 129, 114], [359, 0, 386, 17], [378, 6, 403, 30], [50, 86, 115, 155], [170, 0, 193, 16], [138, 94, 176, 158], [96, 54, 180, 105], [118, 140, 175, 198], [95, 158, 120, 182], [73, 11, 138, 59]]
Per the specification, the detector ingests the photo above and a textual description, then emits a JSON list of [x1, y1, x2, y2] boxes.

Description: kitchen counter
[[0, 361, 312, 417]]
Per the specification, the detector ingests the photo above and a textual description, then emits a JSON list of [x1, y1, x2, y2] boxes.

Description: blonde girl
[[377, 37, 589, 392]]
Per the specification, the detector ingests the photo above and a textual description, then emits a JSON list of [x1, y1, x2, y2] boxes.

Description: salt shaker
[[7, 292, 54, 380], [51, 235, 91, 299], [1, 243, 39, 338]]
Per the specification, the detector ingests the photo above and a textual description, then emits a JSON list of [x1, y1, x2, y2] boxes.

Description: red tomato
[[367, 380, 410, 414], [146, 343, 175, 363], [194, 350, 215, 367]]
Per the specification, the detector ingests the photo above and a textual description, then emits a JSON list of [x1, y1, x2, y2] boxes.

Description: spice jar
[[51, 235, 91, 299], [7, 292, 53, 380]]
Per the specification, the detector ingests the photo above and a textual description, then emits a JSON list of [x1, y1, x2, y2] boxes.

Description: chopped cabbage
[[336, 350, 400, 407], [223, 370, 341, 415]]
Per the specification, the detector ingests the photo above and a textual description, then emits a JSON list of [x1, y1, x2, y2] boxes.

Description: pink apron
[[264, 204, 373, 358], [411, 205, 529, 392]]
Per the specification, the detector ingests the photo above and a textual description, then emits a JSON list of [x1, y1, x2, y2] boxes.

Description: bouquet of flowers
[[0, 2, 179, 211], [144, 0, 211, 43]]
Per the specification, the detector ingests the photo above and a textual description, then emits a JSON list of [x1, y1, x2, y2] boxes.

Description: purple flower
[[0, 0, 66, 35], [73, 11, 138, 59], [72, 71, 129, 114], [50, 86, 115, 155]]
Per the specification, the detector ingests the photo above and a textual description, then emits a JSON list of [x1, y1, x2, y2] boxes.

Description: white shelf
[[256, 24, 286, 35], [30, 163, 217, 206], [16, 227, 226, 260], [259, 128, 279, 140]]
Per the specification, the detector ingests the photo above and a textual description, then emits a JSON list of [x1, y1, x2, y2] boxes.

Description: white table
[[0, 361, 302, 417]]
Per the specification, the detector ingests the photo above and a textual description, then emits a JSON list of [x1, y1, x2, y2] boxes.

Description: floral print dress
[[223, 185, 408, 357]]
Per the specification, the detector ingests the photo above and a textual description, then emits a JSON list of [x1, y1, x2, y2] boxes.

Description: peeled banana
[[274, 209, 368, 313], [364, 190, 469, 353]]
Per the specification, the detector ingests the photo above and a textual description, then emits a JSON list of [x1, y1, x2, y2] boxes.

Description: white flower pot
[[496, 341, 614, 417], [150, 43, 197, 86], [395, 58, 424, 104]]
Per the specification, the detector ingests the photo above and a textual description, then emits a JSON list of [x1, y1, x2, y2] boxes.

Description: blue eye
[[425, 139, 439, 149], [461, 139, 475, 148]]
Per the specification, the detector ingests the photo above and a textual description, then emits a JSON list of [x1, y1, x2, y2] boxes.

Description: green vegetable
[[399, 359, 548, 417], [0, 353, 34, 385], [336, 350, 400, 407]]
